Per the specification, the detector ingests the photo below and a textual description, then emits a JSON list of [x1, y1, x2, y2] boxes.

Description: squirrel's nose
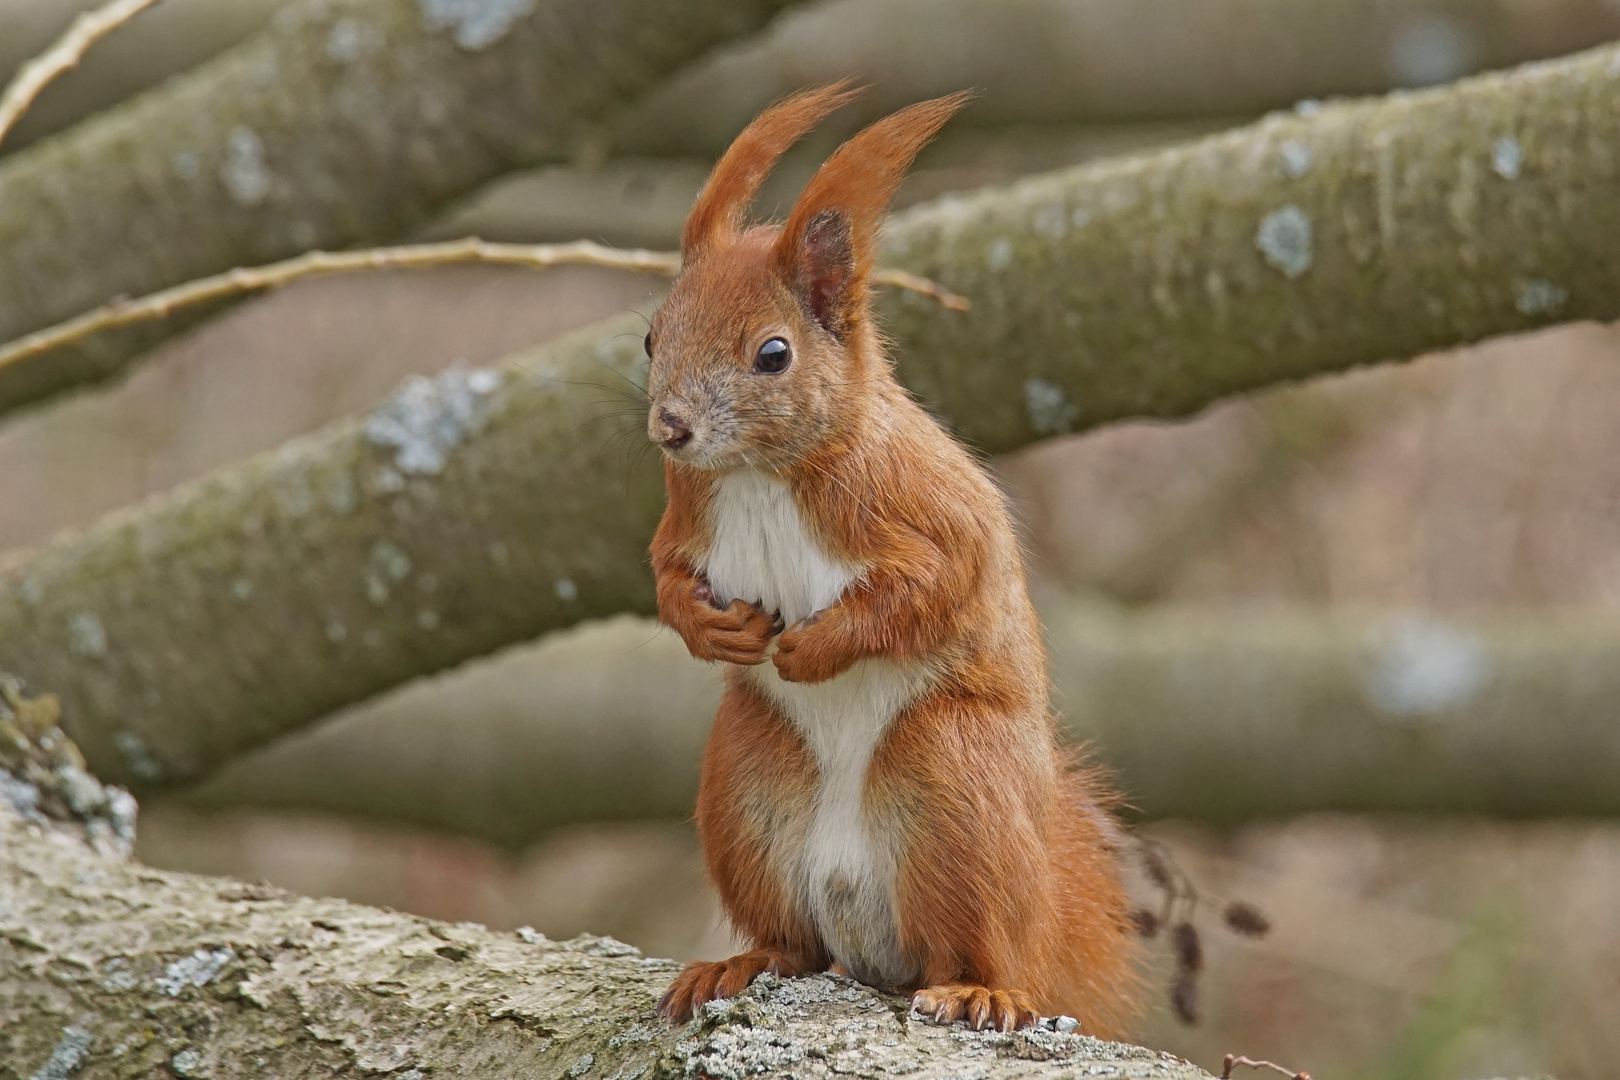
[[658, 408, 693, 450]]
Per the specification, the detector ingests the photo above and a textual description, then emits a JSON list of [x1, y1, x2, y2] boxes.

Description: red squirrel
[[644, 84, 1141, 1036]]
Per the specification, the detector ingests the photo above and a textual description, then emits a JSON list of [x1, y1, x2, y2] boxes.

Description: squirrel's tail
[[1036, 754, 1146, 1039]]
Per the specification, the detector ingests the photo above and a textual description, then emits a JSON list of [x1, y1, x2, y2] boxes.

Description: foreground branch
[[0, 0, 162, 149], [5, 45, 1620, 788], [0, 0, 803, 414], [0, 802, 1205, 1079], [169, 607, 1620, 848]]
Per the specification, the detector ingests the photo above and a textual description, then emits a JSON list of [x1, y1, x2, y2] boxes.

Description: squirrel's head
[[645, 83, 968, 473]]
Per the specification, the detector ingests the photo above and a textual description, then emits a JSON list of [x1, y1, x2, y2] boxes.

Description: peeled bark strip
[[6, 46, 1620, 788], [0, 0, 800, 414], [0, 805, 1207, 1080]]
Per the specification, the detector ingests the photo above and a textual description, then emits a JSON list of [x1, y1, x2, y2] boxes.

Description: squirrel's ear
[[682, 82, 861, 258], [777, 91, 972, 340]]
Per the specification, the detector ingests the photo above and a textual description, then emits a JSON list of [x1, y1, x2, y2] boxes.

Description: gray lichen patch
[[1, 677, 137, 856], [419, 0, 537, 50], [1515, 277, 1569, 316], [28, 1026, 92, 1080], [220, 127, 273, 207], [113, 730, 164, 783], [1387, 12, 1476, 87], [1491, 135, 1524, 180], [1024, 378, 1078, 436], [986, 237, 1014, 271], [366, 365, 502, 475], [67, 613, 108, 659], [1255, 205, 1314, 279], [326, 17, 385, 63], [364, 541, 414, 605], [156, 947, 238, 997], [1278, 140, 1313, 179], [1364, 616, 1488, 718]]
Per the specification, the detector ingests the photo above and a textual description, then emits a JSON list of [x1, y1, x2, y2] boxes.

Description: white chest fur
[[701, 471, 928, 989], [703, 470, 856, 627]]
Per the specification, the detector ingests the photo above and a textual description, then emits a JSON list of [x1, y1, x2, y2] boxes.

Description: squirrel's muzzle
[[653, 407, 693, 451]]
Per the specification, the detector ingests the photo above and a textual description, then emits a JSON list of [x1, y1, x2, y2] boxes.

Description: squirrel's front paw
[[677, 585, 780, 665], [772, 612, 854, 683]]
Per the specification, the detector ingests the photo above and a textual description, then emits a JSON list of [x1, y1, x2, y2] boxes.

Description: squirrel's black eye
[[644, 332, 653, 357], [753, 337, 792, 375]]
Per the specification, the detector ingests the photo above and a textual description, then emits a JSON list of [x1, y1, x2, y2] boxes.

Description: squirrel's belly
[[749, 659, 934, 991]]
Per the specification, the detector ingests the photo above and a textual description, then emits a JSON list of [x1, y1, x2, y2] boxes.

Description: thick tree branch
[[0, 0, 803, 415], [168, 607, 1620, 849], [878, 41, 1620, 453], [4, 45, 1620, 788], [0, 800, 1207, 1079]]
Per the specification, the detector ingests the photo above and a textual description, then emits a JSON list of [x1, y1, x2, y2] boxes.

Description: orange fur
[[646, 87, 1142, 1037]]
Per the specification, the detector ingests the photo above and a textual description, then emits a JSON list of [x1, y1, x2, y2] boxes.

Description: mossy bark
[[4, 45, 1620, 789], [168, 607, 1620, 848], [0, 319, 665, 788], [0, 803, 1208, 1080], [0, 0, 800, 414], [878, 41, 1620, 454]]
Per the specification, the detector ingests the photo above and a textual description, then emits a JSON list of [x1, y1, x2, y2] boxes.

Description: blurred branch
[[0, 0, 282, 156], [0, 0, 805, 416], [172, 606, 1620, 849], [0, 0, 161, 149], [0, 239, 964, 372], [618, 0, 1620, 156], [0, 799, 1204, 1079], [6, 44, 1620, 788]]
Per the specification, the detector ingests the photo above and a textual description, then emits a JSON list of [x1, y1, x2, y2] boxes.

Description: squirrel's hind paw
[[911, 984, 1039, 1032]]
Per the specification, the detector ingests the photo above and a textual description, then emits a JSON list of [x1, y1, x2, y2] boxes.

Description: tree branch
[[165, 606, 1620, 849], [0, 800, 1207, 1079], [4, 44, 1620, 789], [0, 240, 963, 373], [0, 0, 805, 416], [0, 0, 162, 149]]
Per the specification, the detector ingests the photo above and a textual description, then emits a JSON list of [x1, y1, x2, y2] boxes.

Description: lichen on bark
[[0, 797, 1209, 1079], [5, 44, 1620, 792], [0, 0, 803, 414]]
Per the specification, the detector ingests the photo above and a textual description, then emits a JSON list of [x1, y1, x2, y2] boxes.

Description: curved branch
[[4, 44, 1620, 788], [0, 0, 804, 415], [0, 801, 1207, 1079]]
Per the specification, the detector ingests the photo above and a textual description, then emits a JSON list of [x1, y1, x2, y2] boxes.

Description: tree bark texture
[[878, 41, 1620, 454], [168, 607, 1620, 850], [0, 0, 801, 414], [4, 45, 1620, 789], [0, 803, 1209, 1080], [615, 0, 1620, 155]]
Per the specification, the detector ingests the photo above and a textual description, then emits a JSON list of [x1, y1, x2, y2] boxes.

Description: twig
[[874, 267, 972, 311], [0, 238, 969, 373], [0, 0, 165, 149], [1221, 1054, 1313, 1080]]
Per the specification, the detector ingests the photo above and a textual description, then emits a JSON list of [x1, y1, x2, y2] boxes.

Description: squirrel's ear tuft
[[777, 91, 972, 339], [682, 82, 862, 258]]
